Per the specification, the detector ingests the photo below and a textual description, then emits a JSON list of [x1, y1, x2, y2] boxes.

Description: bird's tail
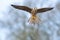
[[28, 15, 41, 24]]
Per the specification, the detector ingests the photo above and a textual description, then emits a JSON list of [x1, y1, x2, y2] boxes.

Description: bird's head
[[31, 7, 37, 15]]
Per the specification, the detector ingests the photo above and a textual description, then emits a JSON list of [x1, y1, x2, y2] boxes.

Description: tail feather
[[28, 16, 41, 24]]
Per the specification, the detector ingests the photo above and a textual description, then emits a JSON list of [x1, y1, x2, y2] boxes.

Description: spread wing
[[37, 8, 53, 13], [11, 5, 32, 13]]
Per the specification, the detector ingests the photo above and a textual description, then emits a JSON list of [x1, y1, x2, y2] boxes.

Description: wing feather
[[11, 5, 32, 13], [37, 8, 53, 13]]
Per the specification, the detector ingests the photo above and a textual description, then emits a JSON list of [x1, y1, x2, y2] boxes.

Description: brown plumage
[[11, 5, 53, 24]]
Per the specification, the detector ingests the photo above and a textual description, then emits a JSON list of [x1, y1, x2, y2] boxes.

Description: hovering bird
[[11, 5, 53, 24]]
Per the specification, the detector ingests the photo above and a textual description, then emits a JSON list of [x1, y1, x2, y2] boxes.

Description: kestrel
[[11, 5, 53, 24]]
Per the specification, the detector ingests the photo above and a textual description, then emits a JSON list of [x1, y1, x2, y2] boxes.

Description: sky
[[0, 0, 60, 40]]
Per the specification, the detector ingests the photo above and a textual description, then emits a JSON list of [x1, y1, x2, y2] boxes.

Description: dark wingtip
[[50, 7, 54, 10], [11, 4, 14, 7], [11, 4, 17, 8], [11, 5, 13, 6], [11, 4, 17, 7]]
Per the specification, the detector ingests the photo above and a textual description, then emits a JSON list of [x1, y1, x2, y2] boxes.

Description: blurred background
[[0, 0, 60, 40]]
